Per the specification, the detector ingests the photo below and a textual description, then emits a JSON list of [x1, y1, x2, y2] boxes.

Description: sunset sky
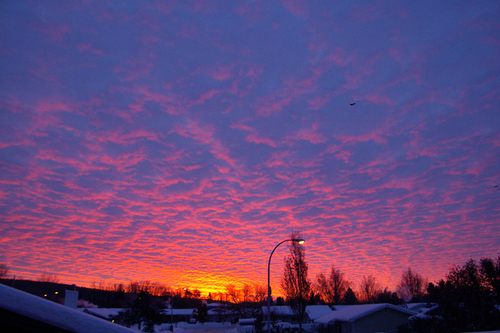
[[1, 1, 499, 297]]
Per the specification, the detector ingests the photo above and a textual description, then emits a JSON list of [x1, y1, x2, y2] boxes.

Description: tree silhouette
[[359, 275, 382, 303], [0, 264, 9, 279], [112, 290, 162, 332], [397, 268, 427, 302], [315, 265, 349, 305], [197, 302, 208, 324], [281, 232, 311, 332], [343, 287, 358, 305], [38, 273, 59, 283], [480, 255, 500, 304], [426, 258, 500, 332]]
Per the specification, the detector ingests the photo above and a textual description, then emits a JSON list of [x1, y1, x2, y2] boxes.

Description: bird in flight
[[350, 103, 356, 106], [494, 185, 499, 188]]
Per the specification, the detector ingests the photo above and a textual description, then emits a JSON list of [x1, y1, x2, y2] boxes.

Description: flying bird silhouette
[[494, 185, 499, 188], [350, 103, 356, 106]]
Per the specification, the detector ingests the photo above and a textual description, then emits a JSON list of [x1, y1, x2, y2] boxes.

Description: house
[[306, 305, 334, 323], [162, 308, 195, 323], [0, 283, 138, 333], [81, 307, 121, 321], [206, 305, 239, 323], [315, 303, 418, 333], [262, 305, 311, 325], [405, 303, 438, 316]]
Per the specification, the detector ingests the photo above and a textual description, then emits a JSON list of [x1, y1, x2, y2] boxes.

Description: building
[[305, 305, 334, 323], [162, 308, 195, 323], [315, 303, 418, 333], [0, 283, 138, 333], [262, 305, 311, 325]]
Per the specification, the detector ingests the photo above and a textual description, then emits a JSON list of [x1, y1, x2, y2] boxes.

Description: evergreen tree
[[343, 287, 358, 305], [197, 303, 208, 324], [424, 258, 500, 332]]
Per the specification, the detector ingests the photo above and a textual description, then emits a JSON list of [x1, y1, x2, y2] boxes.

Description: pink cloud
[[232, 123, 277, 147], [336, 128, 388, 145], [245, 133, 277, 147], [281, 0, 308, 16], [325, 48, 349, 67], [307, 94, 330, 110], [174, 119, 239, 168], [31, 22, 71, 42], [206, 65, 234, 81], [77, 43, 107, 56], [285, 122, 327, 144], [254, 69, 320, 116]]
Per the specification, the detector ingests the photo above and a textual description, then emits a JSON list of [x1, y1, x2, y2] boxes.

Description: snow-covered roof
[[81, 308, 122, 319], [262, 306, 296, 315], [208, 308, 235, 315], [305, 305, 334, 321], [207, 302, 224, 308], [405, 303, 439, 314], [162, 308, 194, 315], [0, 283, 137, 333], [315, 304, 418, 324]]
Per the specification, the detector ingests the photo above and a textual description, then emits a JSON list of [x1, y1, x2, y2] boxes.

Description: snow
[[315, 303, 418, 324], [81, 307, 122, 319], [170, 322, 237, 333], [261, 305, 295, 315], [162, 309, 195, 316], [0, 283, 137, 333], [305, 305, 333, 321]]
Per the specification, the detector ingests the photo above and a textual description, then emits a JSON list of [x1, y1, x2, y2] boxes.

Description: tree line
[[2, 240, 500, 332], [276, 232, 500, 333]]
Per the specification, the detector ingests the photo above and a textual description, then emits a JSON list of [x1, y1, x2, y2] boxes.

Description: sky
[[1, 0, 499, 297]]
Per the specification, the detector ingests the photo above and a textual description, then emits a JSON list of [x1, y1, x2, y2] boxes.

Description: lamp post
[[267, 238, 305, 333]]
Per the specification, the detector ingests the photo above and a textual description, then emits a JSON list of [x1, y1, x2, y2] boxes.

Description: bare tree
[[226, 284, 245, 316], [315, 265, 349, 305], [253, 283, 267, 303], [226, 284, 242, 304], [359, 275, 382, 303], [281, 232, 311, 332], [397, 267, 427, 302], [0, 264, 9, 279], [38, 273, 60, 283], [242, 283, 252, 303]]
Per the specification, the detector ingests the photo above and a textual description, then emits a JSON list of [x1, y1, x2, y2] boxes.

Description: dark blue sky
[[0, 0, 499, 294]]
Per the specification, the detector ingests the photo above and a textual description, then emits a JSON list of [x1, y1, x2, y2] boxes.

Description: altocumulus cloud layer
[[0, 1, 499, 293]]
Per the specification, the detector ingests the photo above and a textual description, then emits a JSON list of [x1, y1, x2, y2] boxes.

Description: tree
[[38, 273, 59, 283], [281, 233, 311, 332], [343, 287, 358, 305], [376, 287, 401, 305], [359, 275, 382, 303], [0, 264, 9, 279], [315, 265, 349, 305], [426, 258, 500, 332], [226, 284, 245, 316], [480, 255, 500, 304], [197, 302, 208, 324], [112, 290, 162, 333], [242, 283, 252, 303], [397, 268, 427, 302], [253, 283, 267, 303]]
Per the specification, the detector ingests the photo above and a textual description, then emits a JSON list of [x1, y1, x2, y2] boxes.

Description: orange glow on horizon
[[1, 1, 499, 311]]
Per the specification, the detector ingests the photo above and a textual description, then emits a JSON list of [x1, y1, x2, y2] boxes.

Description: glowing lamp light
[[267, 238, 306, 333]]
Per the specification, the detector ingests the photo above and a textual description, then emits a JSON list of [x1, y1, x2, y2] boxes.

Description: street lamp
[[267, 238, 305, 333]]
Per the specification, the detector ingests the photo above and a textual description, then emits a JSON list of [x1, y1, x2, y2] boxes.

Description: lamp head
[[292, 238, 305, 244]]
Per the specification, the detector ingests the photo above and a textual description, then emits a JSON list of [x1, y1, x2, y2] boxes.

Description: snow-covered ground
[[156, 322, 237, 333]]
